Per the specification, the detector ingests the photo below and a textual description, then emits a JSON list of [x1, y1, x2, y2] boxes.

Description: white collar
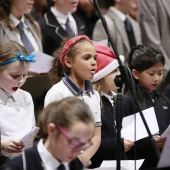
[[51, 7, 72, 24], [101, 91, 117, 105], [9, 14, 27, 28], [0, 88, 19, 104], [38, 139, 68, 170]]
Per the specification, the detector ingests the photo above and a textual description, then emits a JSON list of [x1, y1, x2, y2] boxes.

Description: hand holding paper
[[20, 127, 40, 149]]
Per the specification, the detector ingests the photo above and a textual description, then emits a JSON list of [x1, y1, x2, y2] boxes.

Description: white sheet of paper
[[20, 127, 40, 149], [161, 124, 170, 138], [29, 51, 53, 74], [100, 160, 144, 170], [157, 136, 170, 168], [121, 107, 159, 141]]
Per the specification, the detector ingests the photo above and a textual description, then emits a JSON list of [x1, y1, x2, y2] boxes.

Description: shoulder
[[17, 88, 33, 100], [45, 80, 73, 107]]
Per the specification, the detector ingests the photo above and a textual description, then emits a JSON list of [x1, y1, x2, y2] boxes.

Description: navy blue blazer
[[123, 90, 170, 169], [90, 96, 125, 168], [2, 142, 84, 170], [38, 10, 86, 56]]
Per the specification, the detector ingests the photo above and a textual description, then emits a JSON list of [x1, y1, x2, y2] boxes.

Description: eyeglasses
[[54, 123, 91, 150]]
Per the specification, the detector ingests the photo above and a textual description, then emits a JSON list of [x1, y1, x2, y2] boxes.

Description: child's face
[[54, 0, 79, 15], [47, 121, 94, 162], [0, 61, 30, 94], [102, 68, 120, 95], [68, 41, 97, 83], [132, 63, 164, 93], [11, 0, 34, 19]]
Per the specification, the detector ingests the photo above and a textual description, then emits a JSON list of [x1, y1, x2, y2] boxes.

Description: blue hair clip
[[0, 52, 36, 67]]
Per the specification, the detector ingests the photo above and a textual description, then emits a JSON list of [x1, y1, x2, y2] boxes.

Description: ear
[[132, 69, 139, 80], [65, 57, 72, 68], [47, 123, 56, 136]]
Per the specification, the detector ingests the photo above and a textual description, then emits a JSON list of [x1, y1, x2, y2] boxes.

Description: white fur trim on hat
[[91, 55, 125, 83]]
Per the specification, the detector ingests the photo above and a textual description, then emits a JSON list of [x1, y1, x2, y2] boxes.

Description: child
[[124, 44, 170, 169], [0, 40, 36, 162], [90, 44, 134, 168], [38, 0, 86, 55], [44, 35, 101, 167], [2, 97, 95, 170], [0, 0, 42, 53]]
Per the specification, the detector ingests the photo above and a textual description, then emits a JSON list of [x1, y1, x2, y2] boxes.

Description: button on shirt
[[0, 88, 35, 158], [38, 139, 69, 170]]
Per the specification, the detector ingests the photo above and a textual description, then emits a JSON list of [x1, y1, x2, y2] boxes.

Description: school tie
[[124, 17, 136, 48], [57, 163, 66, 170], [17, 22, 34, 54], [65, 18, 73, 37]]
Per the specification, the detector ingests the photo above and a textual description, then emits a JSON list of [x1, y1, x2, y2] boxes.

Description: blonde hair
[[0, 40, 29, 70]]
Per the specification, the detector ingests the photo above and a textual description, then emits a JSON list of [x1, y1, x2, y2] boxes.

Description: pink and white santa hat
[[92, 44, 124, 83]]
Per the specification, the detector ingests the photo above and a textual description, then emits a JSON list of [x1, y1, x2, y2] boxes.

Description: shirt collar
[[110, 7, 127, 22], [63, 73, 94, 95], [101, 91, 117, 105], [9, 14, 27, 28], [0, 88, 18, 104], [38, 139, 68, 170], [51, 7, 72, 24]]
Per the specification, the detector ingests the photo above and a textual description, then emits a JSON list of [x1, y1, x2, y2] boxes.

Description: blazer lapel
[[107, 9, 130, 52], [1, 21, 19, 42], [44, 11, 67, 40]]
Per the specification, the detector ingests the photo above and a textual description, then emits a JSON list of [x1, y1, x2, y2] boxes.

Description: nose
[[17, 76, 26, 86], [153, 74, 160, 82]]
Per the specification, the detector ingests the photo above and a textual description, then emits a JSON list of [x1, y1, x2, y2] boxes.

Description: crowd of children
[[0, 1, 170, 168]]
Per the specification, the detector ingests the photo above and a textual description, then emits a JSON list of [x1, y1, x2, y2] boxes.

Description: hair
[[128, 44, 165, 72], [49, 36, 92, 84], [0, 0, 40, 34], [127, 44, 165, 105], [0, 40, 29, 70], [35, 97, 94, 140]]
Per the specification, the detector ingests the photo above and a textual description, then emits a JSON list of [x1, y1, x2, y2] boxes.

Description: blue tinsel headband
[[0, 52, 36, 66]]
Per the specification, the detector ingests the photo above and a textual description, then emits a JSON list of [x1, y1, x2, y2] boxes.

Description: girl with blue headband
[[0, 40, 36, 166]]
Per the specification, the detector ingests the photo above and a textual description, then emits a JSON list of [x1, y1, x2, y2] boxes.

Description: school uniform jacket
[[123, 90, 170, 169], [0, 18, 43, 52], [92, 7, 142, 58], [90, 96, 125, 168], [38, 10, 86, 56], [2, 142, 84, 170]]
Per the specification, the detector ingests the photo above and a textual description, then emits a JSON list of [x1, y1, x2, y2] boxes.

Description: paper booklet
[[20, 127, 40, 149], [29, 51, 54, 75]]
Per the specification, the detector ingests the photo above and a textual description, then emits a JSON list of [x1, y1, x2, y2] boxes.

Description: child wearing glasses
[[2, 97, 95, 170], [44, 35, 101, 167], [123, 44, 170, 169], [0, 40, 36, 165]]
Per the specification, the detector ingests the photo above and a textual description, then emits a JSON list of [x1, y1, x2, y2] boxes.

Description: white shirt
[[44, 77, 101, 127], [51, 7, 78, 35], [38, 139, 69, 170], [0, 88, 35, 158], [9, 14, 40, 52]]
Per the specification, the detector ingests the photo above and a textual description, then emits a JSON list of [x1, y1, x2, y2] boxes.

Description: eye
[[11, 75, 20, 79]]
